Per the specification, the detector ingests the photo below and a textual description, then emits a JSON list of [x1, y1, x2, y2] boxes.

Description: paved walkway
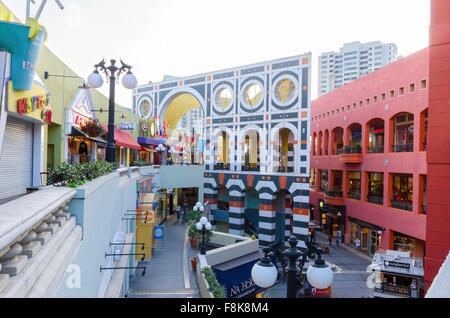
[[265, 232, 374, 298], [127, 216, 199, 298]]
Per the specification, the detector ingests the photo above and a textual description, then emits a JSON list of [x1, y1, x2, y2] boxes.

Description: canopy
[[102, 124, 140, 150], [69, 126, 107, 144], [137, 136, 166, 146]]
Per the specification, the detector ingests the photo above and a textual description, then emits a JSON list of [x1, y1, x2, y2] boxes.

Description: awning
[[102, 124, 141, 150], [349, 217, 385, 231], [137, 136, 166, 146], [140, 145, 156, 153], [69, 126, 107, 144]]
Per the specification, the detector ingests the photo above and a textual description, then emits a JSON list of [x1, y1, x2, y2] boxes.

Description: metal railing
[[347, 191, 361, 200], [325, 189, 343, 198], [336, 146, 362, 155], [213, 163, 230, 170], [391, 200, 413, 211], [276, 166, 294, 173], [368, 195, 384, 205], [368, 145, 384, 153], [392, 143, 413, 152], [241, 165, 260, 172]]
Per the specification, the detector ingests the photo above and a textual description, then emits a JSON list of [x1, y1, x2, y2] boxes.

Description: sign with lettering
[[119, 122, 136, 131], [66, 89, 95, 133], [384, 261, 411, 270], [7, 80, 52, 124]]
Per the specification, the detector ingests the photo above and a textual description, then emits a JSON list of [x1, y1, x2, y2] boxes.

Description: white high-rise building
[[318, 41, 398, 96]]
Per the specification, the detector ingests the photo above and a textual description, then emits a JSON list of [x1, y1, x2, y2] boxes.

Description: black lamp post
[[196, 216, 211, 255], [87, 59, 137, 164], [284, 236, 302, 298]]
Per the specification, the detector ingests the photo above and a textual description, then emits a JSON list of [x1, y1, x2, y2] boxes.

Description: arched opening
[[367, 118, 385, 153], [312, 132, 317, 156], [391, 112, 414, 152], [159, 91, 205, 164], [214, 131, 231, 170], [274, 190, 292, 243], [420, 109, 428, 151], [347, 123, 362, 151], [213, 185, 230, 233], [331, 127, 344, 155], [318, 131, 323, 156], [244, 188, 259, 237], [241, 130, 261, 171], [324, 129, 329, 155], [274, 128, 295, 172]]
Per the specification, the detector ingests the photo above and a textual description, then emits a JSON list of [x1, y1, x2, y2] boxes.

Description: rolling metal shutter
[[0, 117, 33, 200]]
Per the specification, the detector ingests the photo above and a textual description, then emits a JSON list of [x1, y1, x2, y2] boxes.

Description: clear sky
[[3, 0, 430, 108]]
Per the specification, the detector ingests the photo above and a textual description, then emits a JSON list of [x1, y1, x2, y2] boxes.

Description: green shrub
[[201, 267, 227, 298], [48, 160, 114, 188]]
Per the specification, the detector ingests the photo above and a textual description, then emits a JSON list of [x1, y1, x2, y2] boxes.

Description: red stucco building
[[425, 0, 450, 290], [310, 48, 429, 258]]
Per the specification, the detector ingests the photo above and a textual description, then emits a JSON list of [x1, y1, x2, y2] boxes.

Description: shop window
[[391, 174, 413, 211], [310, 169, 316, 190], [320, 170, 328, 193], [348, 171, 361, 200], [368, 172, 384, 205], [393, 232, 415, 256], [392, 113, 414, 152], [421, 175, 427, 215]]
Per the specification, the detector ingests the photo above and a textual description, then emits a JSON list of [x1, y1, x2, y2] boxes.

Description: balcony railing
[[368, 145, 384, 153], [337, 146, 362, 155], [276, 166, 294, 173], [392, 200, 413, 211], [348, 191, 361, 200], [213, 163, 230, 170], [368, 195, 383, 205], [392, 143, 413, 152], [325, 189, 343, 198], [241, 165, 260, 172]]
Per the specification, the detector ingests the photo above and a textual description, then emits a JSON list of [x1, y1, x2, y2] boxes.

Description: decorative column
[[289, 180, 310, 249], [228, 191, 245, 236], [284, 195, 293, 242], [258, 193, 276, 247]]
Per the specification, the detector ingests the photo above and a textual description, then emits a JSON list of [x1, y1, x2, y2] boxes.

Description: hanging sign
[[67, 89, 94, 132], [154, 225, 164, 240], [119, 122, 136, 131]]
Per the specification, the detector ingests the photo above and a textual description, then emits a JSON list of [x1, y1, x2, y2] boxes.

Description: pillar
[[228, 191, 245, 236], [258, 193, 276, 246], [284, 195, 293, 242]]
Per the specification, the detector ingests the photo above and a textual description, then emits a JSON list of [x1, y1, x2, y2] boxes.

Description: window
[[348, 171, 361, 200], [381, 93, 386, 100], [399, 87, 404, 95], [393, 233, 415, 255], [320, 170, 328, 192], [347, 105, 350, 111], [353, 103, 356, 109], [420, 79, 427, 89], [310, 169, 316, 190], [373, 96, 378, 103], [393, 113, 414, 152], [409, 83, 415, 93], [421, 175, 427, 214], [359, 101, 363, 107], [391, 174, 413, 211], [368, 172, 384, 205], [390, 90, 395, 98], [366, 98, 370, 106]]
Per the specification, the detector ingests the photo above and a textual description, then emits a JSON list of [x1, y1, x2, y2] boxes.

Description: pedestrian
[[176, 204, 181, 222], [328, 235, 333, 246], [336, 230, 342, 247]]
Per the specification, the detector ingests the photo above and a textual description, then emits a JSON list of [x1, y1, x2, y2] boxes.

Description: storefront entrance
[[349, 218, 383, 256]]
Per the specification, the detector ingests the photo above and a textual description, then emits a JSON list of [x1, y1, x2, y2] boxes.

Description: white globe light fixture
[[251, 248, 278, 289], [199, 206, 205, 212], [193, 206, 198, 212], [87, 71, 103, 88], [195, 202, 202, 208], [122, 71, 138, 89], [205, 222, 212, 231], [200, 216, 208, 225], [306, 249, 334, 290], [196, 222, 202, 231]]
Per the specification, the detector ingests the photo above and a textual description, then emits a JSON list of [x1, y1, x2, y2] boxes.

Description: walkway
[[127, 216, 199, 298], [265, 232, 374, 298]]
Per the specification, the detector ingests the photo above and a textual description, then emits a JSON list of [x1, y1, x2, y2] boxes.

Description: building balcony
[[391, 200, 413, 211], [213, 163, 230, 171], [276, 166, 294, 173], [337, 146, 363, 164], [347, 191, 361, 200], [368, 195, 383, 205], [368, 145, 384, 154], [324, 189, 344, 206], [392, 143, 413, 153], [241, 164, 260, 172]]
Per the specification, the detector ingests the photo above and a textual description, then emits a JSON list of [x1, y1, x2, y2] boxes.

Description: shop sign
[[7, 80, 52, 124], [384, 261, 411, 270], [311, 287, 331, 297], [67, 89, 94, 131], [0, 18, 46, 91], [119, 122, 136, 131], [154, 225, 164, 240]]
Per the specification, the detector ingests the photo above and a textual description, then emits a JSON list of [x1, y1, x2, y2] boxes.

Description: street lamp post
[[87, 59, 137, 164], [251, 236, 334, 298], [196, 215, 211, 255]]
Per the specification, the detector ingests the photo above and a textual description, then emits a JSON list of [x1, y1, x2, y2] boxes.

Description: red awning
[[102, 124, 141, 150]]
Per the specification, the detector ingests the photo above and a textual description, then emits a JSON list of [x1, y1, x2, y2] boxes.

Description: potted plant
[[80, 118, 107, 138], [188, 223, 200, 249]]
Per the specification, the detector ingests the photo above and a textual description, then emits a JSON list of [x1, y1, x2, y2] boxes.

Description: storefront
[[348, 217, 384, 256], [317, 199, 345, 237], [392, 231, 425, 258], [65, 89, 106, 163], [112, 127, 141, 167], [370, 250, 424, 298], [0, 78, 52, 202]]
